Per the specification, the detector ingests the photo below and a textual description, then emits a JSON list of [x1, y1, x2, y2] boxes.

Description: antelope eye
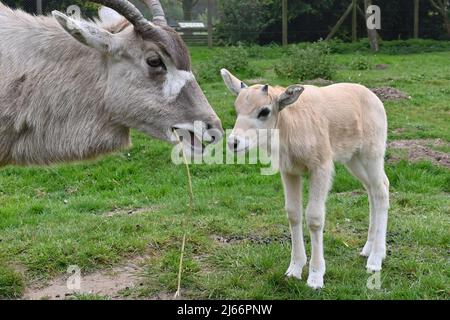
[[258, 108, 271, 119], [146, 57, 165, 69]]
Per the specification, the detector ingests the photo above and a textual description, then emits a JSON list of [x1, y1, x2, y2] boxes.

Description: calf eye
[[146, 57, 165, 69], [258, 108, 271, 119]]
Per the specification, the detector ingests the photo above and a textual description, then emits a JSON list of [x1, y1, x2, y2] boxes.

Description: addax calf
[[221, 69, 389, 289]]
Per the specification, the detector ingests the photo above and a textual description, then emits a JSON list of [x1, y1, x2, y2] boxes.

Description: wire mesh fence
[[2, 0, 449, 45]]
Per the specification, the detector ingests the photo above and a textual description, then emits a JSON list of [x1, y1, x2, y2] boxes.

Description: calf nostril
[[206, 122, 213, 130], [228, 138, 239, 151]]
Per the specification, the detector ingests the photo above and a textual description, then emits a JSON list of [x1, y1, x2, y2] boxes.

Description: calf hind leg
[[365, 157, 389, 271], [346, 155, 389, 271], [345, 156, 376, 257]]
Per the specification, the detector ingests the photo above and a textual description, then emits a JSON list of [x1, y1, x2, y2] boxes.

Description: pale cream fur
[[221, 69, 390, 289]]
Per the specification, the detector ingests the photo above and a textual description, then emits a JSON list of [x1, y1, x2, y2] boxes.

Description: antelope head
[[52, 0, 223, 153]]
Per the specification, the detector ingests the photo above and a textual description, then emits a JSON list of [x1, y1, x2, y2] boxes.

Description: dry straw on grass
[[173, 131, 194, 299]]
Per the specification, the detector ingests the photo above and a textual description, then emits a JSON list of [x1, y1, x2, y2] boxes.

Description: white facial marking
[[163, 69, 194, 101]]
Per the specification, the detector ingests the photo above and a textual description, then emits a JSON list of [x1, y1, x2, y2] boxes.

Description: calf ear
[[221, 69, 248, 96], [52, 11, 120, 55], [277, 85, 305, 111]]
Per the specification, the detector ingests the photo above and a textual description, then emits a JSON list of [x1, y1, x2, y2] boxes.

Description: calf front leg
[[306, 163, 333, 289], [281, 172, 307, 280]]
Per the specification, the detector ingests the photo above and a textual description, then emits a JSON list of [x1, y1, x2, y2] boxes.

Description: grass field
[[0, 43, 449, 300]]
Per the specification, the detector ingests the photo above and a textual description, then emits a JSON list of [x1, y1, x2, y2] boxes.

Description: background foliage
[[216, 0, 450, 44], [2, 0, 449, 44]]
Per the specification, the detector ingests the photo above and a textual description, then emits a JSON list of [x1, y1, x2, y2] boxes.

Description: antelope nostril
[[205, 117, 224, 136]]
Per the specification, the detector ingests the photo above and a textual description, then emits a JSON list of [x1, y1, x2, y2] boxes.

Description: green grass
[[0, 43, 449, 300], [0, 265, 24, 299]]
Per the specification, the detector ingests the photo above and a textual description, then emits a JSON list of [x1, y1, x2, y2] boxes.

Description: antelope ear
[[278, 85, 305, 111], [221, 69, 248, 96], [98, 6, 129, 33], [98, 6, 124, 26], [52, 10, 120, 54]]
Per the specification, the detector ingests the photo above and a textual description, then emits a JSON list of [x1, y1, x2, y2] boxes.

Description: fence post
[[282, 0, 288, 46], [352, 0, 358, 42], [414, 0, 420, 38], [36, 0, 42, 15], [207, 0, 213, 48]]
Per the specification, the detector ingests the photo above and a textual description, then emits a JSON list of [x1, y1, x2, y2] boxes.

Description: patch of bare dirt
[[213, 233, 291, 246], [103, 206, 160, 218], [388, 139, 450, 168], [371, 87, 411, 102], [375, 64, 389, 70], [23, 256, 150, 300], [303, 78, 335, 86], [150, 292, 179, 300]]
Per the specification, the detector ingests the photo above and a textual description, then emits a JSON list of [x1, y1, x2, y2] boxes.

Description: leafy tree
[[157, 0, 203, 21], [181, 0, 199, 20], [215, 0, 270, 44], [2, 0, 99, 17], [216, 0, 336, 44], [430, 0, 450, 36], [216, 0, 449, 44]]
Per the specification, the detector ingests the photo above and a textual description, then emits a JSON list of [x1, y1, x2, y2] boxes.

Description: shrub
[[327, 38, 450, 55], [274, 42, 335, 81], [327, 39, 371, 54], [245, 43, 284, 60], [349, 55, 373, 70], [194, 46, 262, 83], [379, 39, 450, 54], [219, 46, 250, 73]]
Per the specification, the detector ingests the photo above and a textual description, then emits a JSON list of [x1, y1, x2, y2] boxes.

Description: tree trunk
[[352, 0, 358, 42], [442, 10, 450, 36], [414, 0, 420, 38], [182, 0, 199, 21], [430, 0, 450, 37], [365, 0, 379, 52], [445, 18, 450, 36], [282, 0, 288, 46], [207, 0, 213, 48]]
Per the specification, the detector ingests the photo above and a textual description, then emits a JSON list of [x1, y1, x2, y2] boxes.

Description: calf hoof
[[307, 270, 324, 290], [285, 263, 304, 280], [366, 253, 384, 272], [360, 241, 373, 257]]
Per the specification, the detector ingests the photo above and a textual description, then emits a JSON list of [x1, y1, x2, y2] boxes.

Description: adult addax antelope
[[221, 69, 390, 289], [0, 0, 223, 166]]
